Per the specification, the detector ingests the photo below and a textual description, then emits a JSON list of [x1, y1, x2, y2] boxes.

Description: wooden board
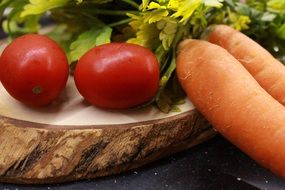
[[0, 40, 215, 184]]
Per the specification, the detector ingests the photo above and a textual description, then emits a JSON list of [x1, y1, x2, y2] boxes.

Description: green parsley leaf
[[69, 25, 112, 63], [157, 17, 178, 49], [267, 0, 285, 12], [20, 0, 69, 17], [203, 0, 223, 8]]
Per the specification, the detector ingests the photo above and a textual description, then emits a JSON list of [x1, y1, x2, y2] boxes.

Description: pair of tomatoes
[[0, 34, 160, 109]]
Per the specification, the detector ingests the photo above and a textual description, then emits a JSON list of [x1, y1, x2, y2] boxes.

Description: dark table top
[[0, 135, 284, 190]]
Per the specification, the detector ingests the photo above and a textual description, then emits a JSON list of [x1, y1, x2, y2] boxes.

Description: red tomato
[[74, 43, 160, 109], [0, 34, 69, 106]]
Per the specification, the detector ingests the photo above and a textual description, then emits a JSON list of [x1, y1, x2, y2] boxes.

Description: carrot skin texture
[[207, 24, 285, 105], [176, 39, 285, 179]]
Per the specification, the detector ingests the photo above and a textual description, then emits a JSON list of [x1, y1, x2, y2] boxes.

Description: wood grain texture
[[0, 110, 215, 184]]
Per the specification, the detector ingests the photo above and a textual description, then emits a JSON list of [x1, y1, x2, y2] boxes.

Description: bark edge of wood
[[0, 109, 215, 184]]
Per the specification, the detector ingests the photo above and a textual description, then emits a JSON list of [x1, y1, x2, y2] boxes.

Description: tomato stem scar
[[32, 86, 43, 94]]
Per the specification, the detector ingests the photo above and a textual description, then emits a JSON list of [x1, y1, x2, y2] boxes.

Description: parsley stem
[[95, 9, 137, 16], [120, 0, 140, 9], [158, 26, 185, 89], [63, 6, 138, 16], [109, 18, 132, 27], [156, 45, 169, 73], [172, 25, 185, 48]]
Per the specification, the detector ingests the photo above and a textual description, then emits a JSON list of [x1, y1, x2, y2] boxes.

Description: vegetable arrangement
[[1, 0, 285, 112], [1, 0, 285, 180]]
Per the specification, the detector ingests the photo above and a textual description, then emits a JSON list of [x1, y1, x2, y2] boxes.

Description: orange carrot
[[176, 39, 285, 179], [207, 24, 285, 105]]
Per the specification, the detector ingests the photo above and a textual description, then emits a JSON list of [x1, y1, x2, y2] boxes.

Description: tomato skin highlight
[[74, 43, 160, 109], [0, 34, 69, 106]]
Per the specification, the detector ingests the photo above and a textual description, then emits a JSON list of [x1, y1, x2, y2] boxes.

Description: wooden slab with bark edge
[[0, 40, 215, 184]]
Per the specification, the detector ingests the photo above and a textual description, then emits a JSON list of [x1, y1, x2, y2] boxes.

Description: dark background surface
[[0, 135, 285, 190]]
